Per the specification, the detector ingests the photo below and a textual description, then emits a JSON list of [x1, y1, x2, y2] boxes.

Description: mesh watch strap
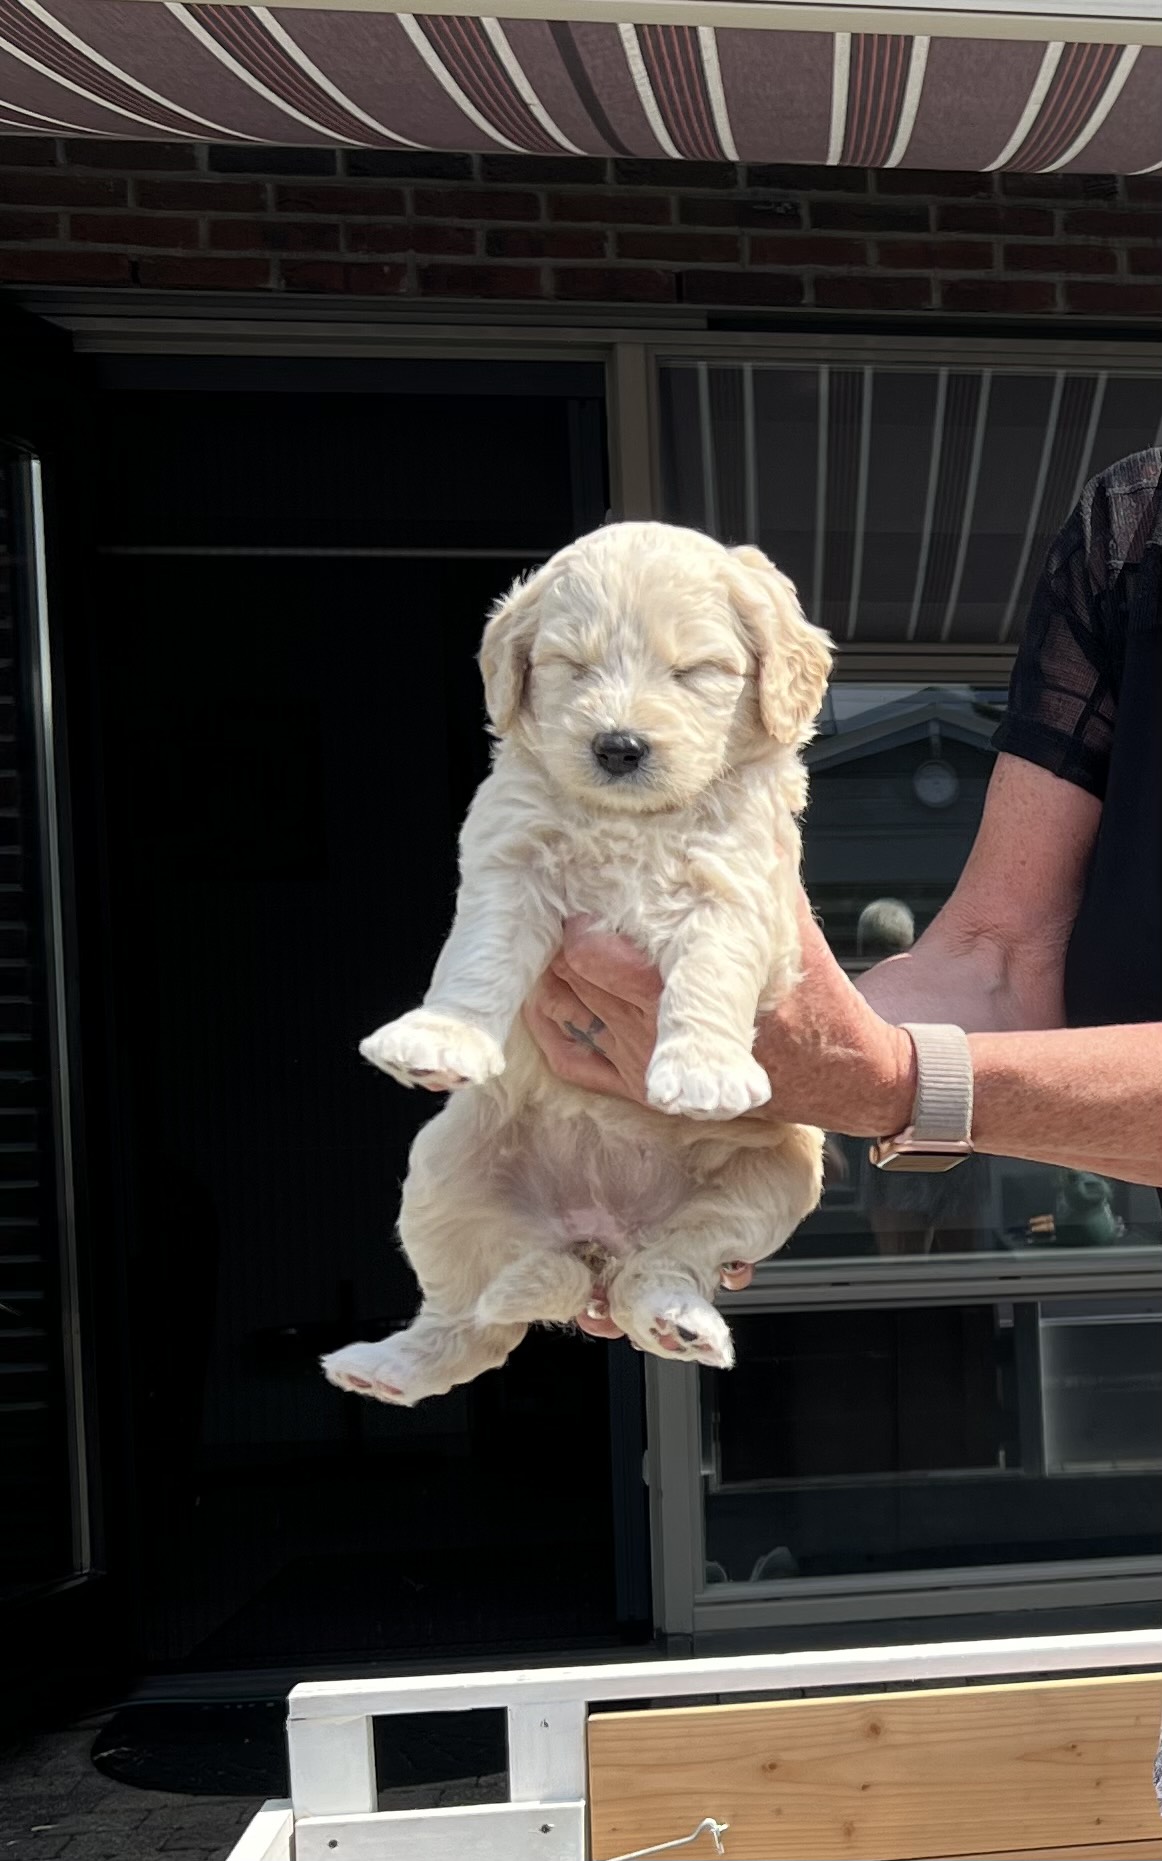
[[900, 1023, 974, 1145]]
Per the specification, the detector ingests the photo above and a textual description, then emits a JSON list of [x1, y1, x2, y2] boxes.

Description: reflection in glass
[[702, 1299, 1162, 1586], [781, 681, 1161, 1261], [658, 360, 1162, 646], [658, 365, 1162, 1253]]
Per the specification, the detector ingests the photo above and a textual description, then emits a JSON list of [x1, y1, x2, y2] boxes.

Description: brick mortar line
[[4, 197, 1160, 234], [7, 210, 1158, 241], [20, 142, 1161, 205], [0, 228, 1149, 281]]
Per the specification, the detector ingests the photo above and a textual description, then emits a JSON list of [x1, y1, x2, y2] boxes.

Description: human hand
[[524, 893, 916, 1140]]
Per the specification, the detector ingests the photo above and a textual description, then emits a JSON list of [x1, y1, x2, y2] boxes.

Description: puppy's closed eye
[[534, 655, 590, 678], [672, 662, 744, 684]]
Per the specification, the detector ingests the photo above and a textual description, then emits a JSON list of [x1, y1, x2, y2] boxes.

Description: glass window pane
[[753, 367, 819, 600], [702, 1297, 1162, 1586], [656, 358, 1162, 645]]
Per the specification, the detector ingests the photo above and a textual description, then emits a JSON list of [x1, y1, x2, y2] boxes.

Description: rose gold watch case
[[869, 1129, 973, 1174]]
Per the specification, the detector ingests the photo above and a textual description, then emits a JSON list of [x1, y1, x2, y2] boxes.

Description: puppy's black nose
[[592, 731, 650, 777]]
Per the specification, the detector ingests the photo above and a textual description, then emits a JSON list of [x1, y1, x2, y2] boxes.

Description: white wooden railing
[[228, 1627, 1162, 1859]]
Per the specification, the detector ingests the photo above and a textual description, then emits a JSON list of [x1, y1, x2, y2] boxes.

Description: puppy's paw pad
[[359, 1012, 504, 1091], [646, 1043, 771, 1119], [321, 1342, 413, 1406], [649, 1297, 734, 1369]]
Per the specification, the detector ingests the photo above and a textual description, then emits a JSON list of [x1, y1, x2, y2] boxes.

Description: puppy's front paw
[[359, 1010, 504, 1091], [646, 1038, 771, 1119]]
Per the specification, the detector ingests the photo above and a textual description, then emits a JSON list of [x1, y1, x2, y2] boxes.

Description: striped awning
[[5, 2, 1162, 173]]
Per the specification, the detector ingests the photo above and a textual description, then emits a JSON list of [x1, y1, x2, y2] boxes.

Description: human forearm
[[967, 1024, 1162, 1186], [861, 961, 1162, 1178], [857, 755, 1097, 1036]]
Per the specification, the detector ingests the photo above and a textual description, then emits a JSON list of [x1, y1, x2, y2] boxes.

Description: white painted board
[[288, 1713, 377, 1817], [508, 1700, 587, 1801], [295, 1799, 587, 1860], [222, 1800, 294, 1861], [288, 1627, 1162, 1721]]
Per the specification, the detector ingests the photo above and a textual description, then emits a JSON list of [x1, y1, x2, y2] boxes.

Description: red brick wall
[[1, 137, 1161, 317]]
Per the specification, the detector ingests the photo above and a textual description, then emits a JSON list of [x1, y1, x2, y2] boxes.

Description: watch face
[[913, 758, 959, 809]]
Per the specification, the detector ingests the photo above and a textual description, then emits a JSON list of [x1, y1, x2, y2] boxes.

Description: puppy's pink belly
[[558, 1205, 634, 1254], [495, 1124, 688, 1253]]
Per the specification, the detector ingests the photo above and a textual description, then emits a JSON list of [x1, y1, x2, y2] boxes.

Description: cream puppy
[[323, 522, 831, 1406]]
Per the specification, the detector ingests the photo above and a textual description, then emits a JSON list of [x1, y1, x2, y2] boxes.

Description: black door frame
[[0, 304, 145, 1725]]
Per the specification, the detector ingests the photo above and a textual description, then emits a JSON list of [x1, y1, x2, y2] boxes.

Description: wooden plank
[[287, 1628, 1162, 1721], [587, 1673, 1162, 1861], [294, 1800, 586, 1860], [223, 1801, 294, 1861], [937, 1845, 1162, 1859]]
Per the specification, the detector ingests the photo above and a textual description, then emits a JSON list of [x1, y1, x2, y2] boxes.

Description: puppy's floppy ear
[[478, 567, 546, 735], [727, 544, 833, 745]]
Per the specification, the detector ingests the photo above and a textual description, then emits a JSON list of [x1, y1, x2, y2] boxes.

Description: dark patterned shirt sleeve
[[992, 483, 1118, 800]]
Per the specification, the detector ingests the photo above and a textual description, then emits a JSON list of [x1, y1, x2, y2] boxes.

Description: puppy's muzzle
[[592, 730, 650, 777]]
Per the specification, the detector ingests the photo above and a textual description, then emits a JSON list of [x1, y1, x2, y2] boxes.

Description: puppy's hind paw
[[321, 1341, 412, 1405], [637, 1293, 735, 1369], [359, 1010, 504, 1091], [646, 1039, 771, 1120]]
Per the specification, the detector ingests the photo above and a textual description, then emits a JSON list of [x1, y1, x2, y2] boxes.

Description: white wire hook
[[608, 1814, 730, 1860]]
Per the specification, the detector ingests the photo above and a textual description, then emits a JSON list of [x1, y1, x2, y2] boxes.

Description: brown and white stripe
[[621, 24, 734, 163], [401, 13, 572, 155], [0, 99, 118, 134], [172, 3, 391, 143], [0, 0, 257, 139], [545, 22, 633, 158], [830, 34, 929, 171], [988, 39, 1141, 171], [252, 7, 424, 149]]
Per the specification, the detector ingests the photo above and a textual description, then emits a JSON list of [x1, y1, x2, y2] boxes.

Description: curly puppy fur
[[323, 522, 833, 1405]]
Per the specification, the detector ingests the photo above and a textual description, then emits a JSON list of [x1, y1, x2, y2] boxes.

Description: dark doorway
[[81, 357, 647, 1677]]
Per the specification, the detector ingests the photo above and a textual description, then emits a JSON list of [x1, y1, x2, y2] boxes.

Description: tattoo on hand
[[564, 1014, 606, 1056]]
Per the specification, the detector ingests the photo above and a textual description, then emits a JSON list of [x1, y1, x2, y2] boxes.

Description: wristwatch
[[870, 1023, 974, 1174]]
